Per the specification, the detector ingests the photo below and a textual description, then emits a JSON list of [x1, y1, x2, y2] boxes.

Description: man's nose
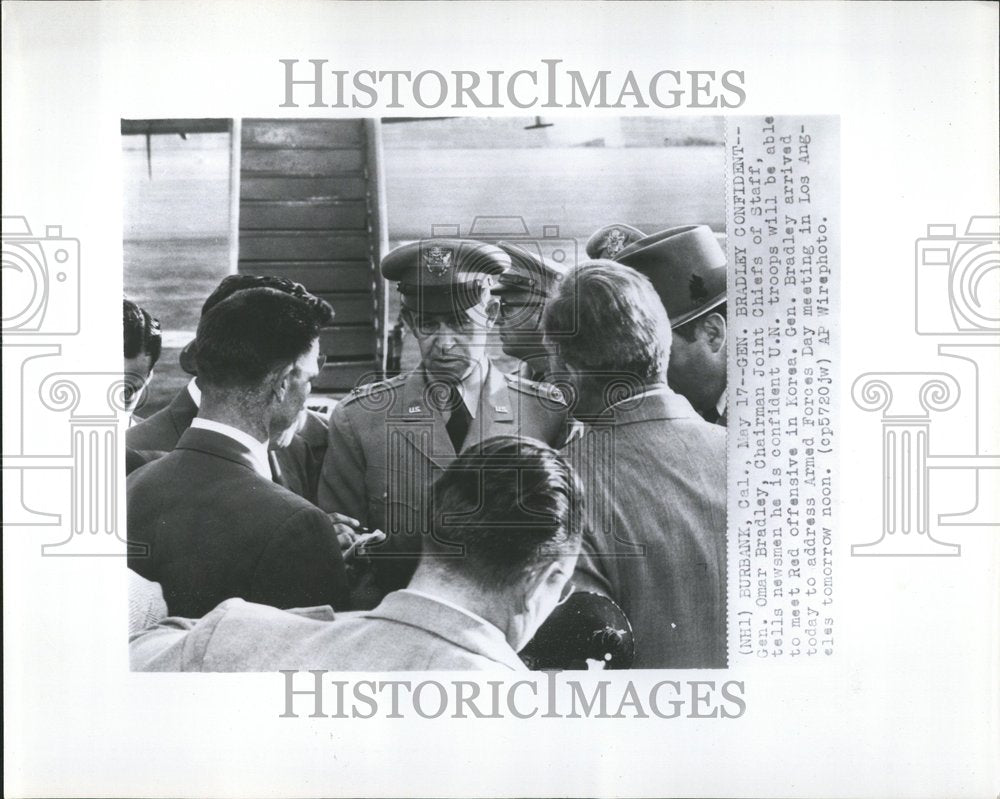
[[433, 328, 458, 352]]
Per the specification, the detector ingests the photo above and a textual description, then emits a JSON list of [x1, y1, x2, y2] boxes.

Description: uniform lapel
[[397, 369, 456, 470], [469, 361, 515, 448]]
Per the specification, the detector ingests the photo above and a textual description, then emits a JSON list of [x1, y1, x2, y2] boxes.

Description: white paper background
[[3, 2, 998, 797]]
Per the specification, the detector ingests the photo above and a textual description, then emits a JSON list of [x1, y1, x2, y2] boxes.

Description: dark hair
[[426, 436, 583, 590], [544, 260, 671, 383], [673, 303, 727, 343], [195, 287, 325, 388], [123, 299, 162, 367], [201, 274, 334, 325]]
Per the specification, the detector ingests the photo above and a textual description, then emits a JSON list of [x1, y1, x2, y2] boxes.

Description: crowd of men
[[126, 222, 729, 671]]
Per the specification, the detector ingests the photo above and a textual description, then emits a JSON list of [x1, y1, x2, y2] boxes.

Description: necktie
[[445, 385, 471, 454]]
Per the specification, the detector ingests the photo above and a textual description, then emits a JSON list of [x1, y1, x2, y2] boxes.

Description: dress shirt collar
[[424, 359, 487, 419], [189, 417, 270, 479], [716, 386, 728, 418], [187, 377, 202, 407], [455, 359, 488, 419]]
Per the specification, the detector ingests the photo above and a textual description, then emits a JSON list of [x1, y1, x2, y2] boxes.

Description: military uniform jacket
[[566, 386, 727, 669], [126, 386, 327, 503], [127, 427, 350, 618], [317, 362, 567, 593]]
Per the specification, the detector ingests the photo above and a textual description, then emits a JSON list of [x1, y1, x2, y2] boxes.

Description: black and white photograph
[[122, 116, 730, 672], [4, 3, 997, 797]]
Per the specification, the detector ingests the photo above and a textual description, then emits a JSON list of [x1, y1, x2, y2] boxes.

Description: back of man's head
[[426, 436, 583, 592], [201, 274, 334, 324], [544, 260, 672, 385], [195, 287, 325, 391], [123, 299, 162, 367]]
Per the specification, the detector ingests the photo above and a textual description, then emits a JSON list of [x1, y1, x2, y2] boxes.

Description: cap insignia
[[423, 246, 453, 276], [600, 228, 629, 258]]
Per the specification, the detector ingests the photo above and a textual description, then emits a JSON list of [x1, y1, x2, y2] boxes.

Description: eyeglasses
[[498, 298, 545, 324]]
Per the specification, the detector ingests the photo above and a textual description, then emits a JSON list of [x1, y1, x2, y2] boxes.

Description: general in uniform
[[317, 238, 568, 596]]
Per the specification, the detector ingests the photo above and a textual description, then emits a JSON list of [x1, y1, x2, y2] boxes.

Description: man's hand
[[344, 529, 387, 560], [327, 511, 364, 551], [326, 512, 387, 560]]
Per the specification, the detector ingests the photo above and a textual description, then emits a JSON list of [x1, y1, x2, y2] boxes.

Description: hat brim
[[178, 339, 198, 375], [398, 281, 488, 315], [670, 291, 727, 329]]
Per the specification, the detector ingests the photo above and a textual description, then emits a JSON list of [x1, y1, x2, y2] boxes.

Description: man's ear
[[519, 558, 566, 610], [702, 312, 727, 354], [484, 296, 500, 327], [271, 363, 295, 402]]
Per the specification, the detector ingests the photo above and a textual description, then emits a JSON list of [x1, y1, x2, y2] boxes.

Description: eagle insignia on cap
[[599, 228, 629, 258], [423, 246, 453, 276]]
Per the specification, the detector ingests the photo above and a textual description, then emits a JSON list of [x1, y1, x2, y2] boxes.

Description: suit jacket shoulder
[[128, 428, 349, 617], [130, 593, 527, 672], [126, 389, 197, 451]]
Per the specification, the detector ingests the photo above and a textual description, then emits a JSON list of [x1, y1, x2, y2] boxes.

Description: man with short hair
[[599, 223, 729, 425], [127, 288, 351, 618], [318, 238, 568, 598], [126, 274, 330, 500], [122, 298, 162, 418], [130, 437, 582, 671], [544, 260, 727, 668]]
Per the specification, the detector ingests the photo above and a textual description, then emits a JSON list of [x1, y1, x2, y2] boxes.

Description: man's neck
[[695, 370, 727, 417], [196, 400, 269, 444], [594, 378, 666, 415], [425, 356, 488, 386], [519, 353, 549, 383], [407, 570, 512, 644]]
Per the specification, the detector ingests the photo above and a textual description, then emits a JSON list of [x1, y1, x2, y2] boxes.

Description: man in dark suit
[[131, 437, 583, 671], [126, 275, 329, 502], [544, 259, 727, 668], [318, 238, 569, 597], [594, 223, 729, 426], [127, 288, 351, 617]]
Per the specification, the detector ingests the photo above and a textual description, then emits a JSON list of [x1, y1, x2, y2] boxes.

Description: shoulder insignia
[[505, 373, 568, 406], [340, 374, 406, 406]]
